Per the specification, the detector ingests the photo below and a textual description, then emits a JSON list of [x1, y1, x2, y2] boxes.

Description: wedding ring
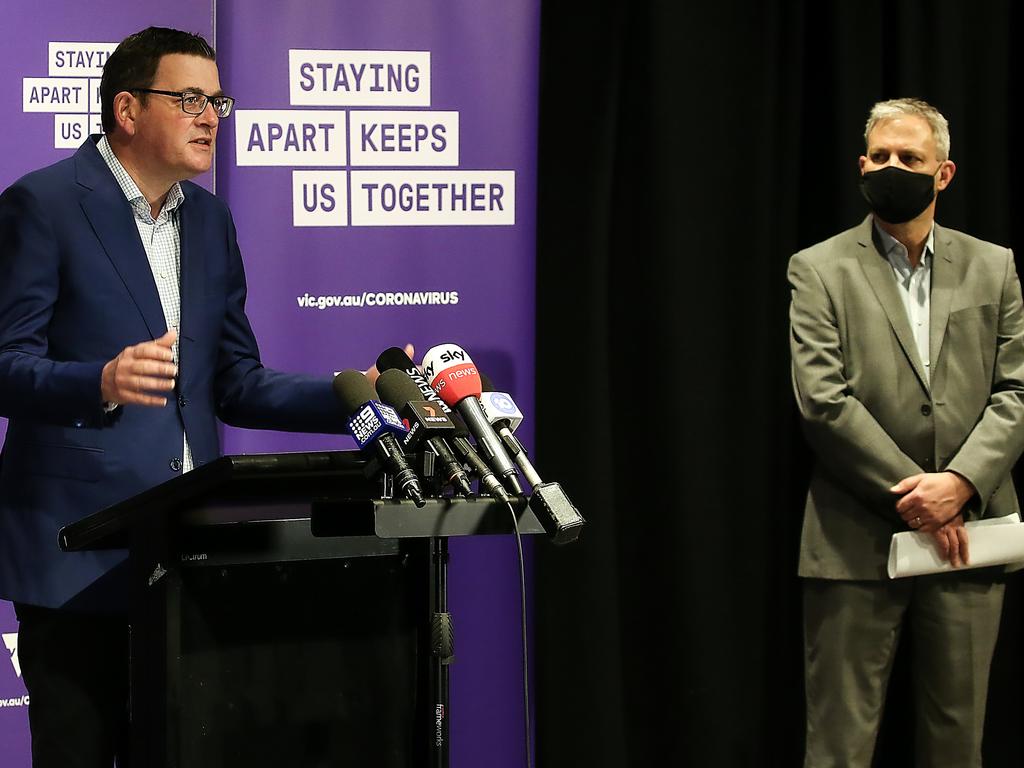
[[914, 516, 921, 528]]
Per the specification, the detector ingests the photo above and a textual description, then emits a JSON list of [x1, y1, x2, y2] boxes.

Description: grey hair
[[864, 98, 951, 161]]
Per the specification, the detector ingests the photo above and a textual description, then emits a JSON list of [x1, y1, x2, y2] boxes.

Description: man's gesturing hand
[[100, 330, 178, 407], [890, 471, 975, 532]]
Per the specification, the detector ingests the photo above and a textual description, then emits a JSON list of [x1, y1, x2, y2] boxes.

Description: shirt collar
[[96, 134, 184, 221], [873, 218, 934, 277]]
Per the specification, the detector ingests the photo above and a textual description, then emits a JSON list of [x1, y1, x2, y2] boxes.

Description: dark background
[[533, 1, 1024, 765]]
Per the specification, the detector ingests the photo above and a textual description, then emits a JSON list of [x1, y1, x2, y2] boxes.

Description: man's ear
[[111, 91, 138, 137], [937, 159, 956, 192]]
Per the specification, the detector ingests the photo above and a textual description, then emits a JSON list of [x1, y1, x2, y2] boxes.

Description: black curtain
[[534, 1, 1023, 765]]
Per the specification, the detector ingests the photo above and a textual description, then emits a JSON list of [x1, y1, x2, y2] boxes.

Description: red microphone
[[421, 344, 523, 495]]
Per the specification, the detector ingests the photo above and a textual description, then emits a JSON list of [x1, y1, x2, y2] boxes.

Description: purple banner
[[216, 1, 539, 764], [0, 4, 214, 763]]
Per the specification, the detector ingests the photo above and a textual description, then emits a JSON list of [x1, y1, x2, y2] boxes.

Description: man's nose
[[195, 101, 219, 127]]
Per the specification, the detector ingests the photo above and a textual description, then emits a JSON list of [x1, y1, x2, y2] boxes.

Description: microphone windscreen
[[432, 367, 481, 406], [376, 346, 417, 375], [479, 372, 495, 392], [421, 344, 482, 405], [375, 368, 425, 408], [332, 369, 376, 418]]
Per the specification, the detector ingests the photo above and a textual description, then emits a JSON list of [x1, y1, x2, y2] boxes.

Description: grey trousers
[[803, 574, 1004, 768]]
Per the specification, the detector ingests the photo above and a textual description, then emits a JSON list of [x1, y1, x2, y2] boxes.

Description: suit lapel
[[177, 192, 203, 388], [854, 217, 930, 394], [75, 140, 167, 340], [929, 224, 961, 372]]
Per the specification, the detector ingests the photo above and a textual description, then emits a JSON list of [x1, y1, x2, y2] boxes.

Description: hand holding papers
[[888, 514, 1024, 578]]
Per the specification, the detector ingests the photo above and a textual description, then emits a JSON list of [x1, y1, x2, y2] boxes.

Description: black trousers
[[14, 603, 130, 768]]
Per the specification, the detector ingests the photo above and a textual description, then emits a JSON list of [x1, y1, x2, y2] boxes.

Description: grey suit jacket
[[789, 215, 1024, 580]]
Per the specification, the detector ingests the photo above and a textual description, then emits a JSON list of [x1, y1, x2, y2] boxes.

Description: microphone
[[478, 374, 586, 545], [477, 380, 541, 489], [375, 368, 474, 496], [421, 344, 523, 495], [376, 347, 459, 418], [376, 347, 510, 502], [332, 369, 425, 507]]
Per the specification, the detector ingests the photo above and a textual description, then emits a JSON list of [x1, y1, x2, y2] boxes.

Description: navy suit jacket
[[0, 137, 345, 609]]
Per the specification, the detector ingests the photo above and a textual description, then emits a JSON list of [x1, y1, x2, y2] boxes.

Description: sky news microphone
[[333, 369, 425, 507], [375, 346, 510, 501], [375, 368, 474, 496], [421, 344, 523, 495]]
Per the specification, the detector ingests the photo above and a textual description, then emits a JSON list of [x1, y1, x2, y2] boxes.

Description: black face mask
[[859, 165, 939, 224]]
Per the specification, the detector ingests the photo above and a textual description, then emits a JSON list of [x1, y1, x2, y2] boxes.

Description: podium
[[58, 450, 547, 768]]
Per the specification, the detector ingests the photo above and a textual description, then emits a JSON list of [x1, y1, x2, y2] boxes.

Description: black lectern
[[58, 451, 546, 768]]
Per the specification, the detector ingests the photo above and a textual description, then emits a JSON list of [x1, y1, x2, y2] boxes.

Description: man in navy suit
[[0, 27, 348, 767]]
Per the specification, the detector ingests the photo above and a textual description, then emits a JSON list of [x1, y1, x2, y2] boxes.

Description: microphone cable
[[505, 497, 533, 768]]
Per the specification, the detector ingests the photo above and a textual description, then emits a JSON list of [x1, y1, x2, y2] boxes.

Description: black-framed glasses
[[130, 88, 235, 118]]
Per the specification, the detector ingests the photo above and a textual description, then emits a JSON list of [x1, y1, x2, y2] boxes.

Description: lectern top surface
[[58, 451, 373, 552]]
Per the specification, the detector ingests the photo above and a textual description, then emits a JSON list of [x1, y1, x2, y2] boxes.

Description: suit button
[[178, 395, 187, 407], [169, 458, 182, 472], [921, 404, 932, 416]]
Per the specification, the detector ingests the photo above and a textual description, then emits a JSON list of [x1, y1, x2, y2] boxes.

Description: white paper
[[887, 513, 1024, 578]]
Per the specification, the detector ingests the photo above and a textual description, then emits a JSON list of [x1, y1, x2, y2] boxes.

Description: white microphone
[[478, 389, 541, 488], [477, 375, 585, 545]]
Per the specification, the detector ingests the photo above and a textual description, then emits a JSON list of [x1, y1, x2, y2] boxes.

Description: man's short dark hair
[[100, 26, 216, 135]]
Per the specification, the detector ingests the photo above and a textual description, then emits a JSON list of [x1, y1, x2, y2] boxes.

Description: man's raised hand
[[100, 330, 178, 407]]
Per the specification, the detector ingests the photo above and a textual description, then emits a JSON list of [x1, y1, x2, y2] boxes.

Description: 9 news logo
[[347, 402, 405, 447]]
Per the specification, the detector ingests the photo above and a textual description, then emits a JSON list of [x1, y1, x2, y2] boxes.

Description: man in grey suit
[[789, 98, 1024, 767]]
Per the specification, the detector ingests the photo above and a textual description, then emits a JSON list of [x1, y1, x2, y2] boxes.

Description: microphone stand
[[417, 450, 454, 768], [429, 535, 453, 768]]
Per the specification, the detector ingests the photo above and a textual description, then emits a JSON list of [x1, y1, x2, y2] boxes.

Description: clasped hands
[[890, 471, 975, 567]]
